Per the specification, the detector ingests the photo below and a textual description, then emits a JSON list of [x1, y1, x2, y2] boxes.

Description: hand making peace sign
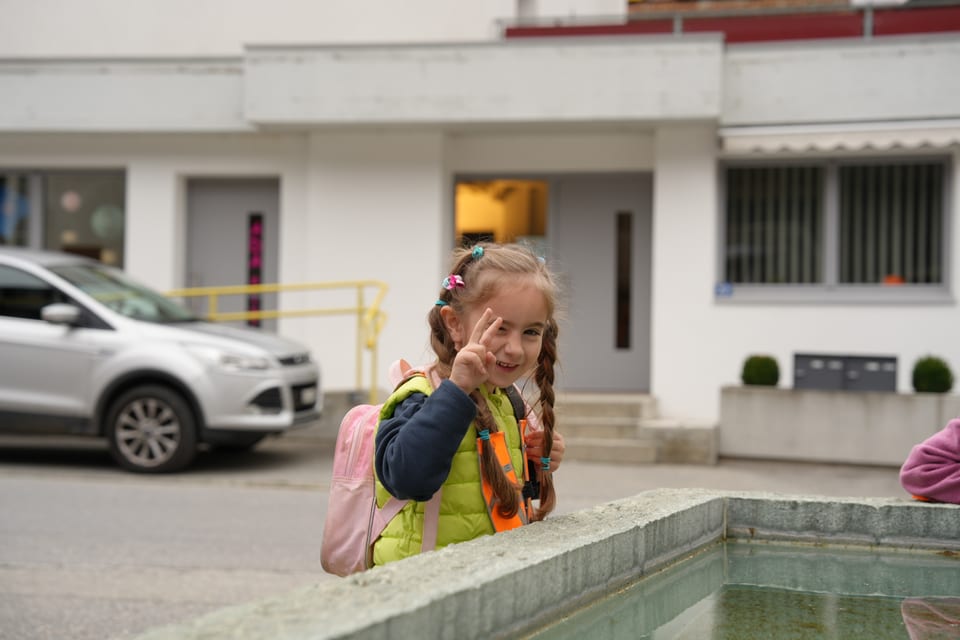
[[449, 308, 502, 394]]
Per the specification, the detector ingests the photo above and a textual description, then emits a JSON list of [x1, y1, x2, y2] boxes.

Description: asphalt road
[[0, 435, 334, 640], [0, 429, 909, 640]]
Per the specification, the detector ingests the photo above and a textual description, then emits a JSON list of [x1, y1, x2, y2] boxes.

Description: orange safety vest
[[476, 424, 530, 532]]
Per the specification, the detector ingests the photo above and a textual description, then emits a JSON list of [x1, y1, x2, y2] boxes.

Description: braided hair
[[428, 242, 560, 522]]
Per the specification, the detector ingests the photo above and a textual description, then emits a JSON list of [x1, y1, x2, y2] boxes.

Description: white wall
[[652, 140, 960, 423], [0, 0, 515, 56], [650, 125, 719, 422], [723, 37, 960, 126], [533, 0, 626, 18], [446, 132, 654, 173], [0, 59, 247, 132], [0, 0, 631, 58], [244, 37, 722, 126], [300, 132, 447, 390]]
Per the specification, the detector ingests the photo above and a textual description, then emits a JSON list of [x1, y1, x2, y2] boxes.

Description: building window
[[724, 166, 823, 284], [839, 163, 943, 285], [0, 170, 125, 266], [721, 158, 948, 301], [0, 174, 34, 247]]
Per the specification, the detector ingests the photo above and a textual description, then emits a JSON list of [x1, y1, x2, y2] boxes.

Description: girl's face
[[445, 278, 549, 391]]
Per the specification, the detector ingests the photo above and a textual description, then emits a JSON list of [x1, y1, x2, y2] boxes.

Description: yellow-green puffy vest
[[372, 377, 525, 567]]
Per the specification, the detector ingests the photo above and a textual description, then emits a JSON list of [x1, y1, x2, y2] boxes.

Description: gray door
[[186, 179, 279, 331], [551, 174, 652, 391]]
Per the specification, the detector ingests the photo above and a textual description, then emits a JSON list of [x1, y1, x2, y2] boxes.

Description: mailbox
[[794, 353, 896, 392]]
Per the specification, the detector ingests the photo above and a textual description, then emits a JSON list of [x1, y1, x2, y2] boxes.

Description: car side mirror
[[41, 303, 82, 326]]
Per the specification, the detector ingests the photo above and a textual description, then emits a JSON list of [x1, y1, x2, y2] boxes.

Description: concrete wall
[[534, 0, 626, 18], [0, 59, 247, 132], [299, 132, 447, 383], [244, 37, 722, 125], [0, 0, 626, 57], [0, 0, 517, 56], [720, 386, 960, 466], [724, 36, 960, 125], [650, 124, 720, 421]]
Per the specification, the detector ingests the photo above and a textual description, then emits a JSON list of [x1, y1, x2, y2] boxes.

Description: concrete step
[[562, 421, 719, 465], [557, 416, 647, 439], [562, 436, 658, 464], [555, 392, 659, 420]]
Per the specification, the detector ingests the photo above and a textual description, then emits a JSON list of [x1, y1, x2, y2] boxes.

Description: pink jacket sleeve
[[899, 418, 960, 504]]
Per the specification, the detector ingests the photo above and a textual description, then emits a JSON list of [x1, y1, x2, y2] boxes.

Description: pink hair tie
[[442, 274, 465, 290]]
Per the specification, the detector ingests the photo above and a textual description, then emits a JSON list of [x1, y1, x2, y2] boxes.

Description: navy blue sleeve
[[375, 379, 478, 501]]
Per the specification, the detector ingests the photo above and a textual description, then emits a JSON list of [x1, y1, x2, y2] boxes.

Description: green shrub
[[912, 356, 954, 393], [741, 355, 780, 386]]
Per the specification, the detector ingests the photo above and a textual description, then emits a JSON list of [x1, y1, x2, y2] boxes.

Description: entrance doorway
[[552, 174, 652, 391], [454, 174, 652, 392], [455, 179, 547, 249], [185, 178, 280, 331]]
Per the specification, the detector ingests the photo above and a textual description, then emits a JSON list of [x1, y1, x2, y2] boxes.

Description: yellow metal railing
[[167, 280, 388, 404]]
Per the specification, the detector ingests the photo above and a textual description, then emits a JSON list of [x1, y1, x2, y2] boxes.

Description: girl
[[373, 242, 565, 566]]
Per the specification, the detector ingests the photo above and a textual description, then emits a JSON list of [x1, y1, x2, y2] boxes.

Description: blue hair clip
[[472, 245, 484, 260], [435, 299, 448, 306], [540, 456, 551, 471], [478, 429, 490, 441]]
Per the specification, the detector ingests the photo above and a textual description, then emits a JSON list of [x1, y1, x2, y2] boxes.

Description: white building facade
[[1, 0, 958, 424]]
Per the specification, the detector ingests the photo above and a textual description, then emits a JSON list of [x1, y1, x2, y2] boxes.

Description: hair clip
[[540, 456, 551, 471], [435, 299, 448, 307], [471, 245, 484, 260], [442, 274, 465, 290], [478, 429, 491, 441]]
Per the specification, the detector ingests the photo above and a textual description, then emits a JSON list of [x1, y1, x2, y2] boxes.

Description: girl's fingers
[[551, 433, 565, 464], [478, 314, 502, 348], [468, 308, 494, 345], [469, 308, 502, 349], [526, 432, 564, 471]]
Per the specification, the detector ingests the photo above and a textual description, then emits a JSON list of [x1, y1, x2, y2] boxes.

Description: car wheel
[[105, 385, 197, 473]]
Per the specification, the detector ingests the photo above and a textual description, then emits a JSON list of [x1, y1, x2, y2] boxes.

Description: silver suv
[[0, 248, 321, 472]]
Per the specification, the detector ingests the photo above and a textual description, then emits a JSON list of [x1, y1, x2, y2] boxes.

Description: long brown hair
[[428, 242, 560, 522]]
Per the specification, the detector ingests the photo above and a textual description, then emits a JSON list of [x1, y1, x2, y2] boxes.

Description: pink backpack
[[320, 362, 441, 576]]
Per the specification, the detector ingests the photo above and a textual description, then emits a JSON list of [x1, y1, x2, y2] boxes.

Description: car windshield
[[50, 264, 198, 323]]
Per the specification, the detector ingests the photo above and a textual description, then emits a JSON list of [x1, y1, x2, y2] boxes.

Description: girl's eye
[[525, 328, 542, 337]]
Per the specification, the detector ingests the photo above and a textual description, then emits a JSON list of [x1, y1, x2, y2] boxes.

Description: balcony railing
[[502, 0, 960, 43]]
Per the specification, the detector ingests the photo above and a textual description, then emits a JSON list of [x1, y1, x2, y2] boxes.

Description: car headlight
[[219, 353, 272, 371], [185, 344, 273, 371]]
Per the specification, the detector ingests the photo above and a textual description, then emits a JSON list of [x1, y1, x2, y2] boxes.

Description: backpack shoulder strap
[[504, 384, 526, 422]]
